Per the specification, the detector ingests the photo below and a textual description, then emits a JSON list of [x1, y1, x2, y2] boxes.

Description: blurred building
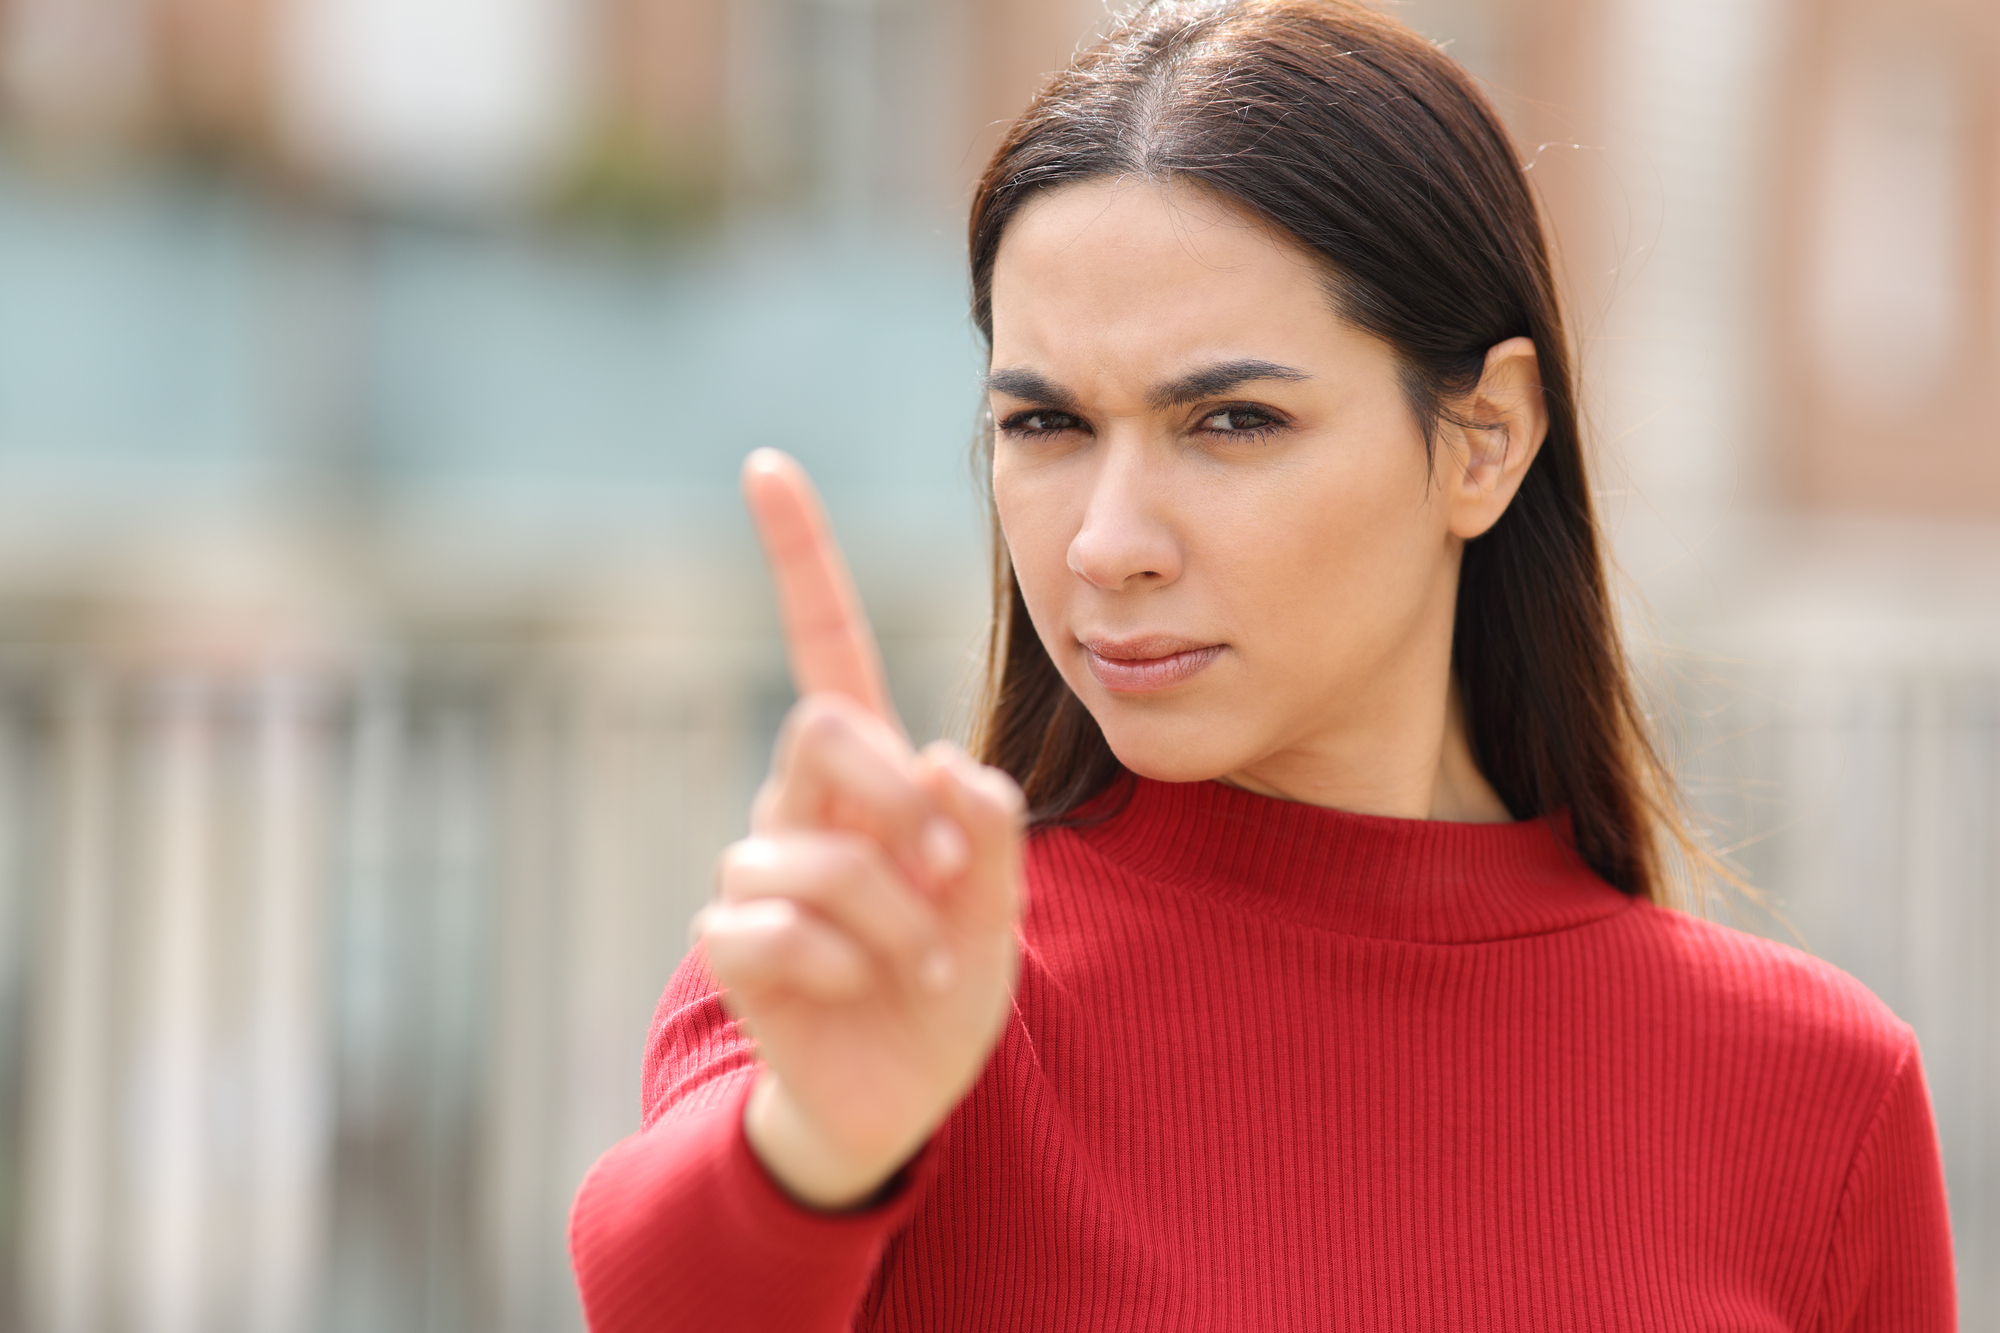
[[0, 0, 1991, 1330]]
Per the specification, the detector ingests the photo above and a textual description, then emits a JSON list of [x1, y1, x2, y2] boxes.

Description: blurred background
[[0, 0, 1990, 1329]]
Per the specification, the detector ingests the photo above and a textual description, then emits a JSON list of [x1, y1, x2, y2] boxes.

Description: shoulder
[[641, 947, 755, 1129], [1612, 902, 1915, 1089]]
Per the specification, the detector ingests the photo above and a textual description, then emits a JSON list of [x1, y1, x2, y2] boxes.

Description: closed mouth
[[1081, 638, 1225, 693]]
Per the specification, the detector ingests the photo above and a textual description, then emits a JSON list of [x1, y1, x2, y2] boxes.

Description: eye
[[1195, 405, 1285, 437], [998, 408, 1086, 437]]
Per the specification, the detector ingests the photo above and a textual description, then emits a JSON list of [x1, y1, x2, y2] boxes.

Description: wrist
[[742, 1072, 917, 1211]]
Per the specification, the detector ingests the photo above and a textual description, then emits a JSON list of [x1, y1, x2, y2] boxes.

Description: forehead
[[988, 178, 1353, 383]]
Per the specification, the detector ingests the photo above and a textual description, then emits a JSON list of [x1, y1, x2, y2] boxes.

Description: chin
[[1092, 711, 1252, 786]]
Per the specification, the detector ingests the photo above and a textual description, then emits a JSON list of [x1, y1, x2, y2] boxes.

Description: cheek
[[1220, 453, 1443, 642], [992, 460, 1077, 594], [1205, 493, 1343, 629]]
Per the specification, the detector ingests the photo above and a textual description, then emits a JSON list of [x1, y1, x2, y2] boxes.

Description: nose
[[1066, 442, 1182, 592]]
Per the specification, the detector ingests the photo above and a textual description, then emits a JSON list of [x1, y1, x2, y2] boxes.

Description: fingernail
[[920, 945, 957, 993], [921, 817, 968, 879]]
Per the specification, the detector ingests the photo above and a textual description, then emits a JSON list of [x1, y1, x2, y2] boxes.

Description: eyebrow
[[981, 359, 1310, 411], [1147, 359, 1310, 409], [981, 366, 1077, 408]]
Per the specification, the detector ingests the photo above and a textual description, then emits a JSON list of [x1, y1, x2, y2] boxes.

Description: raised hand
[[694, 449, 1024, 1209]]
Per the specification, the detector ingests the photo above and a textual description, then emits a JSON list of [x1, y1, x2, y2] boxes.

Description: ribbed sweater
[[570, 777, 1956, 1330]]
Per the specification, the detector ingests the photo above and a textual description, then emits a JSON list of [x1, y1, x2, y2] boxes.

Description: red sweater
[[571, 777, 1955, 1330]]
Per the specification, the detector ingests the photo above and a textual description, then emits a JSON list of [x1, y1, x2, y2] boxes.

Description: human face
[[987, 178, 1533, 817]]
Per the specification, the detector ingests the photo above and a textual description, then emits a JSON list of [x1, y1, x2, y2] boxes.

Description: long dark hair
[[967, 0, 1689, 902]]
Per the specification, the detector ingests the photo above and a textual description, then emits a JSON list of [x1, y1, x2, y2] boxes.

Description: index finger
[[742, 449, 898, 725]]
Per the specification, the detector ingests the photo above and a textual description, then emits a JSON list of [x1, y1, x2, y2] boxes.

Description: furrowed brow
[[1148, 359, 1310, 410], [982, 367, 1077, 409]]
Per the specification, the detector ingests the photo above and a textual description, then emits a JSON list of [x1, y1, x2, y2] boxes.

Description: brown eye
[[1199, 407, 1278, 433]]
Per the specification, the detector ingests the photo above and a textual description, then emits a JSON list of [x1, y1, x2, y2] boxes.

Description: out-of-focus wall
[[1483, 0, 2000, 1318], [0, 1, 1992, 1330], [0, 3, 1033, 1330], [1768, 0, 2000, 515]]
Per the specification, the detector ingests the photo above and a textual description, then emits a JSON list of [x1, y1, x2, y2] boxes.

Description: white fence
[[0, 639, 786, 1333]]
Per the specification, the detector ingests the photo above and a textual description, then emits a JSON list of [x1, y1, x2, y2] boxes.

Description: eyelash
[[997, 409, 1084, 438], [996, 403, 1290, 442], [1194, 404, 1287, 440]]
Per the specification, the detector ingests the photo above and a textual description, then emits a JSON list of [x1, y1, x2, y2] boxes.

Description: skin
[[697, 177, 1548, 1210]]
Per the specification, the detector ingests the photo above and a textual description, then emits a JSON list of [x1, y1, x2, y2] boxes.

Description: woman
[[570, 2, 1955, 1328]]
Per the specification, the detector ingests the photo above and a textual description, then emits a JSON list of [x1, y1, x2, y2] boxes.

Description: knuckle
[[688, 904, 717, 946], [757, 918, 803, 967], [697, 927, 746, 980], [815, 836, 928, 952], [793, 695, 850, 744], [714, 839, 771, 901], [818, 833, 881, 885], [981, 767, 1028, 819], [772, 698, 843, 773], [788, 840, 880, 917]]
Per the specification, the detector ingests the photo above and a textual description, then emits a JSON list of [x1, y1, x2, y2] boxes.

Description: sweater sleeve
[[568, 949, 936, 1333], [1811, 1033, 1957, 1332]]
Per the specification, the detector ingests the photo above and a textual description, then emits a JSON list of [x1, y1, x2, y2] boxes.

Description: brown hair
[[966, 0, 1689, 902]]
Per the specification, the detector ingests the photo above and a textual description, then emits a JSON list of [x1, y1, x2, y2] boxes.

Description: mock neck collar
[[1073, 776, 1632, 944]]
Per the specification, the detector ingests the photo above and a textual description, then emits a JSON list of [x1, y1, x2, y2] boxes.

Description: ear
[[1444, 336, 1547, 541]]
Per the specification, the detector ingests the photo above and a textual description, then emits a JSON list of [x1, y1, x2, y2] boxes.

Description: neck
[[1221, 670, 1511, 824]]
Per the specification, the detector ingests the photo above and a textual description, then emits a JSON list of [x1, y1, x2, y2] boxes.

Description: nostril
[[1066, 522, 1179, 590]]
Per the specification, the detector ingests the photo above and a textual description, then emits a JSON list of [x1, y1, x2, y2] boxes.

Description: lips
[[1081, 636, 1225, 693]]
